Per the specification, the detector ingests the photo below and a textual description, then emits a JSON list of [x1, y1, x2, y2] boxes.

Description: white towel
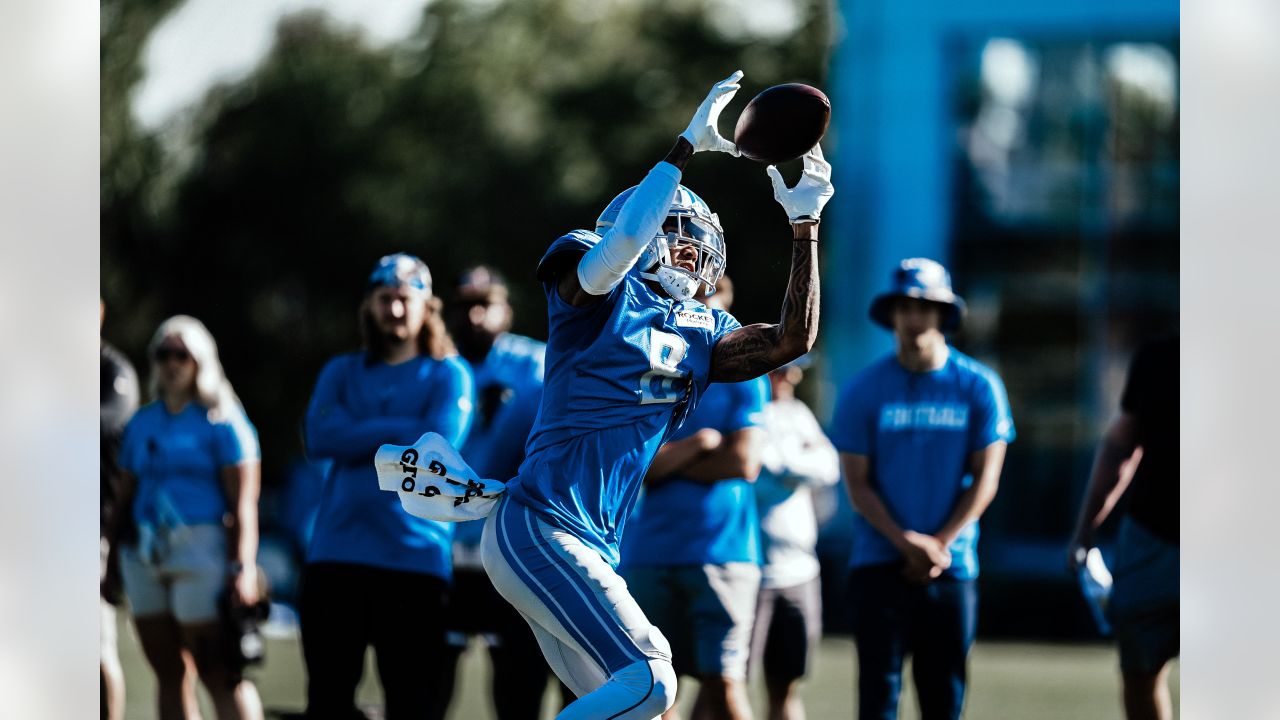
[[374, 432, 506, 522]]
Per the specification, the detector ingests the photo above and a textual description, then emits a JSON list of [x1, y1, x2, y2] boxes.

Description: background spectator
[[750, 355, 840, 720], [118, 315, 264, 719], [829, 259, 1014, 720], [442, 266, 565, 719], [100, 299, 139, 720], [299, 253, 473, 719], [1068, 335, 1179, 720]]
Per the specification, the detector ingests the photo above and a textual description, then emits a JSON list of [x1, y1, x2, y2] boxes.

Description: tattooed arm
[[711, 221, 820, 382], [711, 143, 832, 382]]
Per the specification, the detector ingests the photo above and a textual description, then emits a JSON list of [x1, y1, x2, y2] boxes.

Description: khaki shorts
[[120, 524, 228, 623]]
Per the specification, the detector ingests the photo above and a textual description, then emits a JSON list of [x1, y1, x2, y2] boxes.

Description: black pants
[[442, 568, 571, 720], [300, 562, 452, 720], [849, 565, 977, 720]]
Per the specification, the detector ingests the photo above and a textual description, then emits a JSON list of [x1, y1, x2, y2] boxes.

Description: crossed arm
[[645, 427, 763, 488]]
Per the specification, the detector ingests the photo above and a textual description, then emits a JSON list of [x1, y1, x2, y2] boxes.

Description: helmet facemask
[[639, 210, 727, 302]]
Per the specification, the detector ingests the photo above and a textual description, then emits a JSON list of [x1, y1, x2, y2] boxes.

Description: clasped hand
[[899, 530, 951, 584]]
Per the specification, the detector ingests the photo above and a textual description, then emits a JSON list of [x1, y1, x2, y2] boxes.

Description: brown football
[[732, 83, 831, 165]]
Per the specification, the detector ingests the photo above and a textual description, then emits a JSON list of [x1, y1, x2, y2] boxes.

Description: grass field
[[117, 614, 1178, 719]]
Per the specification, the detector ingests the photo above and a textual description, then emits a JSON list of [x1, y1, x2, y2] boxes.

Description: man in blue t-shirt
[[477, 71, 833, 720], [442, 266, 565, 720], [828, 258, 1014, 720], [620, 276, 769, 720]]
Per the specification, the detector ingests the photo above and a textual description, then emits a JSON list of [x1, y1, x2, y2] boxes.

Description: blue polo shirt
[[120, 401, 259, 528], [828, 350, 1014, 579], [620, 376, 770, 567]]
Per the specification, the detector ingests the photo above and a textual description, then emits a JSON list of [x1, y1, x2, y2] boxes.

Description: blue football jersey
[[506, 231, 742, 566]]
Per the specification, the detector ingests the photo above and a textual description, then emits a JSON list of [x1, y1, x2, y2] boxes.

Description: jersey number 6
[[639, 329, 689, 405]]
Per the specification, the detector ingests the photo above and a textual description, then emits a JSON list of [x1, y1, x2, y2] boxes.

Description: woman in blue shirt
[[301, 253, 474, 719], [119, 315, 263, 720]]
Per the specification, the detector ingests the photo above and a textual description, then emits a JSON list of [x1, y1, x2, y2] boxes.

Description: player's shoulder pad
[[536, 229, 601, 283]]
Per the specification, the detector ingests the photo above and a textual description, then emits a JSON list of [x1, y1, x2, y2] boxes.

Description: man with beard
[[442, 266, 568, 719]]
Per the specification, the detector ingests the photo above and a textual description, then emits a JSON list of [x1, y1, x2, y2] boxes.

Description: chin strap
[[640, 266, 702, 302]]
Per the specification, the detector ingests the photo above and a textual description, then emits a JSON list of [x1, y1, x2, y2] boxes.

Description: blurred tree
[[101, 0, 834, 482], [101, 0, 181, 349]]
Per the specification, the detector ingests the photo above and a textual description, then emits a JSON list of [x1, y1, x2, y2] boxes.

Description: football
[[732, 83, 831, 165]]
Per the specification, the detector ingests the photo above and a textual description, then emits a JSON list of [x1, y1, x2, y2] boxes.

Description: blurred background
[[99, 0, 1178, 715]]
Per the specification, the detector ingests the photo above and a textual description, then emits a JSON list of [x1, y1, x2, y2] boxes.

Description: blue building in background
[[818, 0, 1179, 636]]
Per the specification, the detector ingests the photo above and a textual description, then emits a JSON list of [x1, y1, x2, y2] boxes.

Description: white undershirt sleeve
[[576, 162, 682, 295]]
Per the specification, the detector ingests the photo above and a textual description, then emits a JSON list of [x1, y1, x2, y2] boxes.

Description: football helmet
[[596, 185, 727, 302]]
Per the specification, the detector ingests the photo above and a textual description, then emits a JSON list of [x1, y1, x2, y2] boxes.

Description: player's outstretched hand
[[766, 143, 834, 223], [680, 70, 743, 156]]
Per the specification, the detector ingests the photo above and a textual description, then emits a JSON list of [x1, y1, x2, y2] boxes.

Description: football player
[[442, 266, 567, 719], [478, 71, 834, 720], [620, 276, 770, 720]]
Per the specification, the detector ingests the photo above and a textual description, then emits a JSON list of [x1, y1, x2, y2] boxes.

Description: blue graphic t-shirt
[[827, 350, 1015, 580], [621, 376, 770, 567], [453, 333, 546, 553], [304, 352, 473, 578], [120, 402, 259, 527], [507, 231, 742, 566]]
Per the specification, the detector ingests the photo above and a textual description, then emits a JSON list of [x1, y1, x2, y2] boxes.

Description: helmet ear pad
[[637, 235, 672, 274]]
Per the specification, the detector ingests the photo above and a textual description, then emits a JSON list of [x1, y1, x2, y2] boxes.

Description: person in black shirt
[[101, 300, 139, 720], [1069, 335, 1178, 720]]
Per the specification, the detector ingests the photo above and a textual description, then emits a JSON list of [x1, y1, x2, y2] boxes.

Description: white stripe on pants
[[481, 497, 677, 719]]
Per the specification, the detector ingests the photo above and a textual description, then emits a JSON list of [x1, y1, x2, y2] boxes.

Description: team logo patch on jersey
[[674, 310, 714, 330], [878, 402, 969, 431]]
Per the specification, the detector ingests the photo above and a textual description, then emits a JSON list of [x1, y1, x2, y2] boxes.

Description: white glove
[[680, 70, 743, 155], [374, 432, 506, 522], [766, 143, 834, 222]]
